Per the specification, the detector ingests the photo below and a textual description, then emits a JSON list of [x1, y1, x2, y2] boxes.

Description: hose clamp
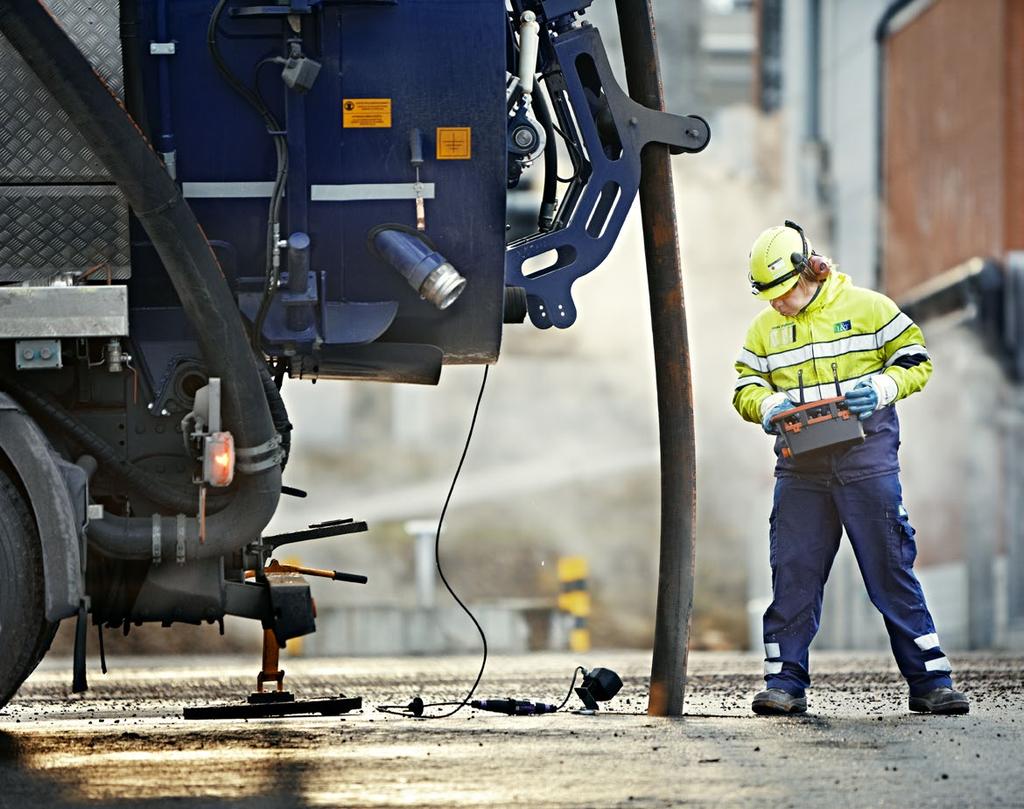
[[176, 513, 187, 565], [151, 513, 162, 565], [236, 434, 283, 474]]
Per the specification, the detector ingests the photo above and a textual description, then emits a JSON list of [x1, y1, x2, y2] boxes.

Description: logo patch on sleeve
[[833, 320, 852, 334], [769, 324, 797, 347]]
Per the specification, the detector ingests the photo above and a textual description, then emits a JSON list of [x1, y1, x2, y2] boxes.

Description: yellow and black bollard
[[557, 556, 591, 653]]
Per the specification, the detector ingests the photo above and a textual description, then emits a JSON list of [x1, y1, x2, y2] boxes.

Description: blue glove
[[844, 382, 878, 420], [761, 400, 795, 434]]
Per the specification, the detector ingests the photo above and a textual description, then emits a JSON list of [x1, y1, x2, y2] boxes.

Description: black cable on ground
[[376, 369, 594, 720], [378, 664, 586, 718], [555, 666, 587, 711], [377, 366, 490, 719]]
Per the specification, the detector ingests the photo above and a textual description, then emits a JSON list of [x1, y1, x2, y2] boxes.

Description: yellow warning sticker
[[436, 127, 472, 160], [342, 98, 392, 128]]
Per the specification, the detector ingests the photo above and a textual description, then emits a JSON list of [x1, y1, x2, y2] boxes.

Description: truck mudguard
[[0, 393, 85, 622]]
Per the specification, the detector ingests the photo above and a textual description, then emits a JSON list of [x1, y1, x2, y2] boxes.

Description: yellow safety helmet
[[747, 220, 811, 301]]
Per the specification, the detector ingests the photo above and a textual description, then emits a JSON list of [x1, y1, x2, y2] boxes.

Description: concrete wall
[[303, 604, 565, 657], [779, 0, 890, 285]]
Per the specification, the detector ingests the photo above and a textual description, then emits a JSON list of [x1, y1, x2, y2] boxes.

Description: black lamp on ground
[[575, 667, 623, 711]]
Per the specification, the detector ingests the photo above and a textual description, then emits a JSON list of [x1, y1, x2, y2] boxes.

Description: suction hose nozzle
[[369, 225, 467, 311]]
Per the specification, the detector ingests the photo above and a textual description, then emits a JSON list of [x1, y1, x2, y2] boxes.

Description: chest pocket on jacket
[[769, 324, 797, 349]]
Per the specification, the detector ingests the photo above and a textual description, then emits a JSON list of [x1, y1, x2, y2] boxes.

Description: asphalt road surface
[[0, 651, 1021, 808]]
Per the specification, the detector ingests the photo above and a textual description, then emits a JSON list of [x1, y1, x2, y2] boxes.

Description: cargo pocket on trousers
[[768, 500, 779, 570], [888, 507, 918, 569]]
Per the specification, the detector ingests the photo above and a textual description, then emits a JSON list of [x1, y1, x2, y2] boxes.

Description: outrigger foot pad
[[183, 695, 362, 720]]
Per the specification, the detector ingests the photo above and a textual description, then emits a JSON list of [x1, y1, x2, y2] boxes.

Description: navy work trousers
[[762, 473, 953, 697]]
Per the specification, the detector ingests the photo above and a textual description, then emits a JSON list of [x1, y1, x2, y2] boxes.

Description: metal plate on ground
[[183, 695, 363, 720]]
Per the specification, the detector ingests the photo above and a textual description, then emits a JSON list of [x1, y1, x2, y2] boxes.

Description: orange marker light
[[203, 431, 235, 487]]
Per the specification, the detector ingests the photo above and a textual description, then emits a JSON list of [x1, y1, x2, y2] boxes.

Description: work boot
[[909, 687, 969, 714], [751, 688, 807, 715]]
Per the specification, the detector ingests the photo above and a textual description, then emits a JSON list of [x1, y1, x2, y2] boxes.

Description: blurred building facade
[[755, 0, 1024, 650]]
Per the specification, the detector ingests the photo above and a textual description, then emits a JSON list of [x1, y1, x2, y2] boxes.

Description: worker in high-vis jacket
[[734, 220, 969, 716]]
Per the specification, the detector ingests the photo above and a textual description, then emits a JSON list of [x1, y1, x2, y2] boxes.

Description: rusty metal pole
[[615, 0, 698, 717]]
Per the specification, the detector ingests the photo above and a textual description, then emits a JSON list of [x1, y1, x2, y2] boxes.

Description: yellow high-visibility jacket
[[733, 271, 931, 480]]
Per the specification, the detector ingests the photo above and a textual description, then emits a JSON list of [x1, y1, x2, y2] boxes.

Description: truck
[[0, 0, 708, 711]]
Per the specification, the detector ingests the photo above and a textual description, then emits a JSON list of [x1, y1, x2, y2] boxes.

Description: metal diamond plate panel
[[0, 185, 130, 282], [0, 0, 124, 183]]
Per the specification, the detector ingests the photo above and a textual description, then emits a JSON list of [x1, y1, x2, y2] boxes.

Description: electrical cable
[[377, 664, 587, 718], [552, 122, 584, 183], [554, 666, 587, 711], [377, 366, 490, 719], [375, 368, 587, 721]]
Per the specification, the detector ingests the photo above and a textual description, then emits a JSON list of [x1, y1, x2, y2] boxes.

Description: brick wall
[[1006, 0, 1024, 253], [882, 0, 1020, 299]]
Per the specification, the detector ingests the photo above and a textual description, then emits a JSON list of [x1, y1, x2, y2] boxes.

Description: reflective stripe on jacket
[[732, 271, 932, 480]]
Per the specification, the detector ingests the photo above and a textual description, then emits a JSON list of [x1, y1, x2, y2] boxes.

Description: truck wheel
[[0, 465, 57, 711]]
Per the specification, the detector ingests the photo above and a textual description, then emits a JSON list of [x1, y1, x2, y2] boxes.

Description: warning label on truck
[[342, 99, 392, 128], [436, 127, 472, 160]]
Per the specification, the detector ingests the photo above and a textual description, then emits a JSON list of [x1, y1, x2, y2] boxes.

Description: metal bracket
[[504, 23, 709, 329]]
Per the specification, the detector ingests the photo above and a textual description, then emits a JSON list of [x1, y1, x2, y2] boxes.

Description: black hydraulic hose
[[207, 0, 288, 353], [257, 360, 291, 471], [0, 0, 280, 560], [532, 85, 559, 230], [118, 0, 151, 140], [615, 0, 698, 718]]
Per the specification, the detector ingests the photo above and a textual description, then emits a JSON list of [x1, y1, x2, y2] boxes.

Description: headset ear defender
[[783, 219, 830, 284], [807, 254, 830, 281], [788, 250, 830, 284]]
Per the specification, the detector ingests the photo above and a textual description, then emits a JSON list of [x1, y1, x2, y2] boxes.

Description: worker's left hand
[[845, 382, 879, 420]]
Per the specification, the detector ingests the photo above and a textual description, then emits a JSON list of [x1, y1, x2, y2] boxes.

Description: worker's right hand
[[759, 394, 795, 435]]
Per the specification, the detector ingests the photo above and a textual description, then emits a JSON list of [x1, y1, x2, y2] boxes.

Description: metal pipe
[[615, 0, 697, 718], [155, 0, 177, 178]]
